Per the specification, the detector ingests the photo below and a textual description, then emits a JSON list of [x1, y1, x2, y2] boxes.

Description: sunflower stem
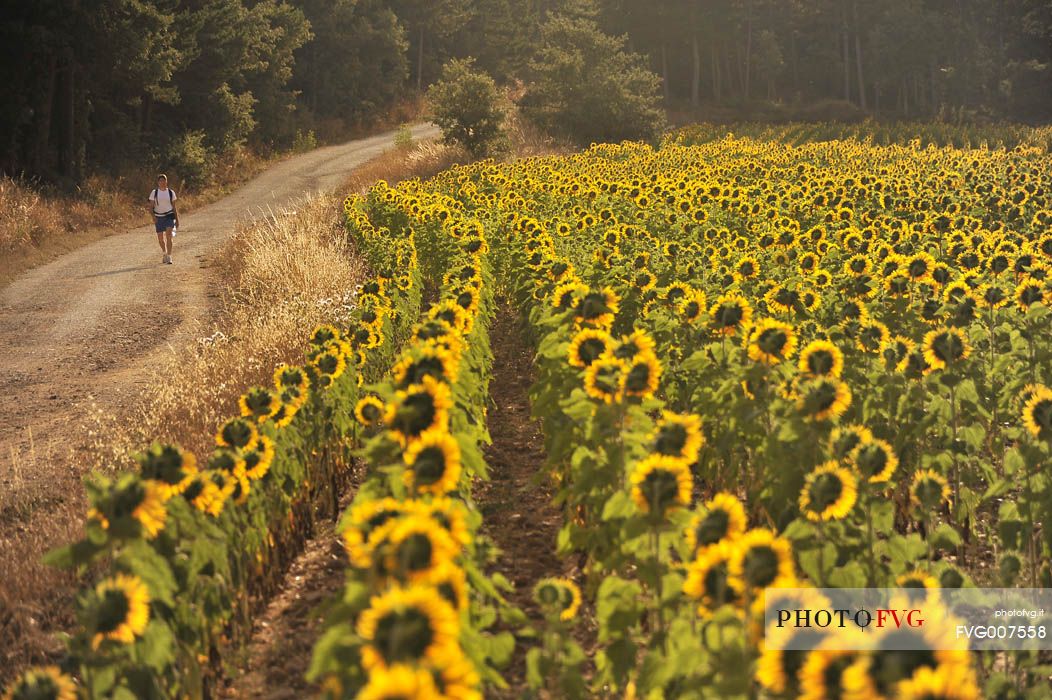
[[651, 525, 667, 653], [948, 379, 960, 528], [864, 491, 877, 586]]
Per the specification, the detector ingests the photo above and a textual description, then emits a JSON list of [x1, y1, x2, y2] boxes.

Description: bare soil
[[220, 521, 347, 699], [476, 305, 572, 696]]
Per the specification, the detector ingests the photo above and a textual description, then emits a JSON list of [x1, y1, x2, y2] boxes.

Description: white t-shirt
[[149, 187, 177, 215]]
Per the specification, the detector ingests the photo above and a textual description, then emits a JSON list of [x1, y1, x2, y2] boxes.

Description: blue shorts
[[154, 213, 176, 233]]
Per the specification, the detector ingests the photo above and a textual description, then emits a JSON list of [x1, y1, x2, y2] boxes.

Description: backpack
[[152, 187, 177, 215]]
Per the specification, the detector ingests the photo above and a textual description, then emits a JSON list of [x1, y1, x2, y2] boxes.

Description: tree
[[387, 0, 472, 91], [428, 58, 506, 157], [292, 0, 409, 127], [522, 13, 665, 146]]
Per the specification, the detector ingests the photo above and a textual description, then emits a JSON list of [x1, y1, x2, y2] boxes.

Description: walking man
[[149, 174, 179, 264]]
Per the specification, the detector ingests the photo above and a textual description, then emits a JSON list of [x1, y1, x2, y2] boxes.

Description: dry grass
[[0, 137, 462, 686], [342, 139, 465, 195]]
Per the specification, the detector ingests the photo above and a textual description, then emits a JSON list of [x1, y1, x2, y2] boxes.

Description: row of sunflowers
[[3, 199, 423, 697], [356, 130, 1050, 698], [304, 183, 519, 699], [670, 121, 1052, 153]]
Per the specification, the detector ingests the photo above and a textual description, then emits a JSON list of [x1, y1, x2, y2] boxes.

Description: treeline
[[2, 0, 1049, 183], [603, 0, 1052, 121]]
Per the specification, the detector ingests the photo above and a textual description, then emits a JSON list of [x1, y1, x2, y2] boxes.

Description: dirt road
[[0, 123, 437, 469]]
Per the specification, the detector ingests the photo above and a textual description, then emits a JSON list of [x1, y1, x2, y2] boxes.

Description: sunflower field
[[6, 125, 1052, 699]]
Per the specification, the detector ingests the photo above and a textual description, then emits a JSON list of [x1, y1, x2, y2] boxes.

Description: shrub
[[522, 15, 665, 146], [393, 123, 414, 149], [166, 130, 215, 188], [427, 58, 506, 158], [291, 129, 317, 153]]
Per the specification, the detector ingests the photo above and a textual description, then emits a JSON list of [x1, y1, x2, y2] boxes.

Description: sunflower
[[730, 528, 795, 589], [239, 386, 281, 422], [894, 665, 980, 700], [844, 254, 871, 276], [856, 319, 890, 354], [629, 455, 692, 517], [798, 251, 820, 275], [356, 664, 441, 700], [311, 347, 348, 383], [218, 462, 252, 505], [709, 294, 753, 336], [734, 255, 760, 282], [796, 376, 852, 423], [372, 513, 460, 581], [799, 461, 858, 522], [2, 667, 77, 700], [650, 411, 705, 464], [746, 319, 798, 366], [910, 469, 951, 508], [764, 285, 802, 315], [622, 351, 662, 399], [273, 363, 310, 402], [676, 289, 708, 323], [403, 429, 462, 496], [393, 344, 459, 388], [906, 251, 937, 281], [568, 328, 613, 369], [1022, 385, 1052, 441], [309, 324, 341, 346], [357, 585, 461, 671], [897, 570, 939, 590], [355, 395, 385, 427], [607, 329, 657, 361], [685, 492, 748, 552], [797, 646, 862, 700], [882, 335, 915, 373], [270, 396, 299, 429], [895, 571, 942, 606], [243, 435, 275, 480], [215, 416, 259, 452], [341, 498, 412, 568], [842, 622, 974, 699], [87, 475, 168, 539], [757, 633, 828, 696], [386, 376, 453, 445], [682, 541, 742, 615], [583, 357, 626, 404], [573, 287, 620, 329], [89, 573, 150, 648], [975, 283, 1009, 309], [419, 497, 472, 551], [136, 443, 197, 500], [884, 270, 912, 296], [534, 577, 582, 621], [849, 438, 898, 484], [661, 282, 692, 307], [798, 339, 844, 377], [836, 299, 869, 324], [631, 269, 657, 292], [181, 472, 224, 517], [552, 280, 588, 311], [424, 560, 469, 613], [921, 327, 971, 371]]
